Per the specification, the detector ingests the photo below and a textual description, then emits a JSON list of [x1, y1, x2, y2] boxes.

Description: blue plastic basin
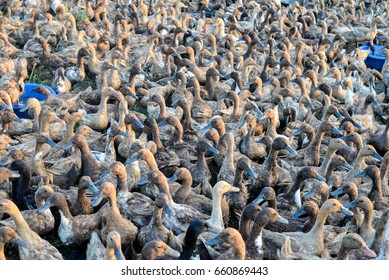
[[360, 45, 386, 71], [13, 83, 57, 119]]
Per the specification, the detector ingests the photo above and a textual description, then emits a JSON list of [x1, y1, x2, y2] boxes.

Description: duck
[[86, 231, 125, 260], [354, 165, 389, 211], [337, 233, 377, 260], [262, 199, 353, 259], [138, 169, 209, 235], [205, 228, 246, 260], [97, 161, 155, 227], [137, 192, 182, 252], [0, 185, 55, 235], [245, 207, 289, 260], [141, 240, 181, 260], [286, 121, 343, 166], [91, 181, 138, 247], [37, 191, 102, 246], [0, 226, 29, 260], [0, 199, 63, 259], [344, 196, 375, 247]]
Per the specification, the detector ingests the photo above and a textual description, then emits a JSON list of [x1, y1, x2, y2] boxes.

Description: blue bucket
[[360, 45, 386, 71], [13, 83, 57, 119]]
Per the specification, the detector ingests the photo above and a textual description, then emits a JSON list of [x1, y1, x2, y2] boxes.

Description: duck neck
[[205, 74, 215, 100], [368, 175, 383, 202], [308, 207, 329, 238], [0, 243, 5, 260], [150, 124, 165, 151], [145, 155, 158, 170], [337, 244, 352, 260], [180, 103, 194, 131], [265, 116, 277, 138], [307, 128, 325, 162], [233, 167, 244, 188], [263, 147, 279, 173], [63, 117, 79, 144], [196, 150, 208, 174], [150, 207, 164, 228], [58, 204, 75, 224], [6, 207, 33, 242], [173, 177, 192, 202], [157, 100, 167, 121], [78, 141, 99, 174], [372, 215, 389, 254], [209, 190, 224, 231], [107, 193, 120, 214], [116, 173, 128, 193], [96, 94, 110, 118], [171, 122, 184, 144], [223, 139, 235, 173], [361, 205, 374, 236]]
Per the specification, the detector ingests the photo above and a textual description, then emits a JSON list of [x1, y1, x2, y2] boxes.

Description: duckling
[[0, 199, 63, 259], [87, 231, 125, 260], [137, 193, 182, 252]]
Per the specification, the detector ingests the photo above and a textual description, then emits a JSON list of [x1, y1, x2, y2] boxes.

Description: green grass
[[75, 10, 88, 22]]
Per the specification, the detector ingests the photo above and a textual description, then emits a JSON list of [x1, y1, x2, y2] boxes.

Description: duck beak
[[46, 138, 58, 148], [229, 186, 240, 193], [340, 206, 354, 216], [118, 131, 130, 138], [134, 120, 144, 129], [373, 152, 383, 161], [360, 245, 377, 258], [324, 71, 331, 77], [167, 174, 178, 184], [331, 127, 343, 136], [36, 201, 51, 214], [354, 169, 366, 178], [340, 136, 348, 141], [245, 167, 256, 178], [13, 116, 23, 123], [330, 187, 344, 197], [201, 123, 212, 132], [285, 145, 297, 155], [344, 200, 357, 209], [291, 208, 304, 219], [87, 182, 99, 194], [0, 155, 11, 167], [305, 102, 314, 109], [342, 162, 354, 171], [311, 86, 320, 91], [9, 170, 20, 178], [314, 175, 326, 182], [125, 154, 139, 165], [99, 169, 111, 180], [303, 188, 316, 199], [253, 106, 263, 116], [61, 141, 73, 150], [144, 97, 154, 103], [352, 122, 362, 129], [165, 246, 180, 258], [13, 235, 30, 248], [162, 203, 174, 217], [252, 190, 265, 205], [222, 73, 231, 79], [220, 93, 227, 99], [85, 52, 93, 58], [135, 177, 149, 185], [111, 65, 118, 71], [129, 93, 138, 100], [91, 191, 104, 207], [158, 120, 167, 127], [334, 80, 342, 87], [277, 216, 289, 224], [207, 145, 220, 155], [293, 127, 303, 136], [205, 235, 221, 246], [334, 111, 342, 118], [114, 245, 126, 260]]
